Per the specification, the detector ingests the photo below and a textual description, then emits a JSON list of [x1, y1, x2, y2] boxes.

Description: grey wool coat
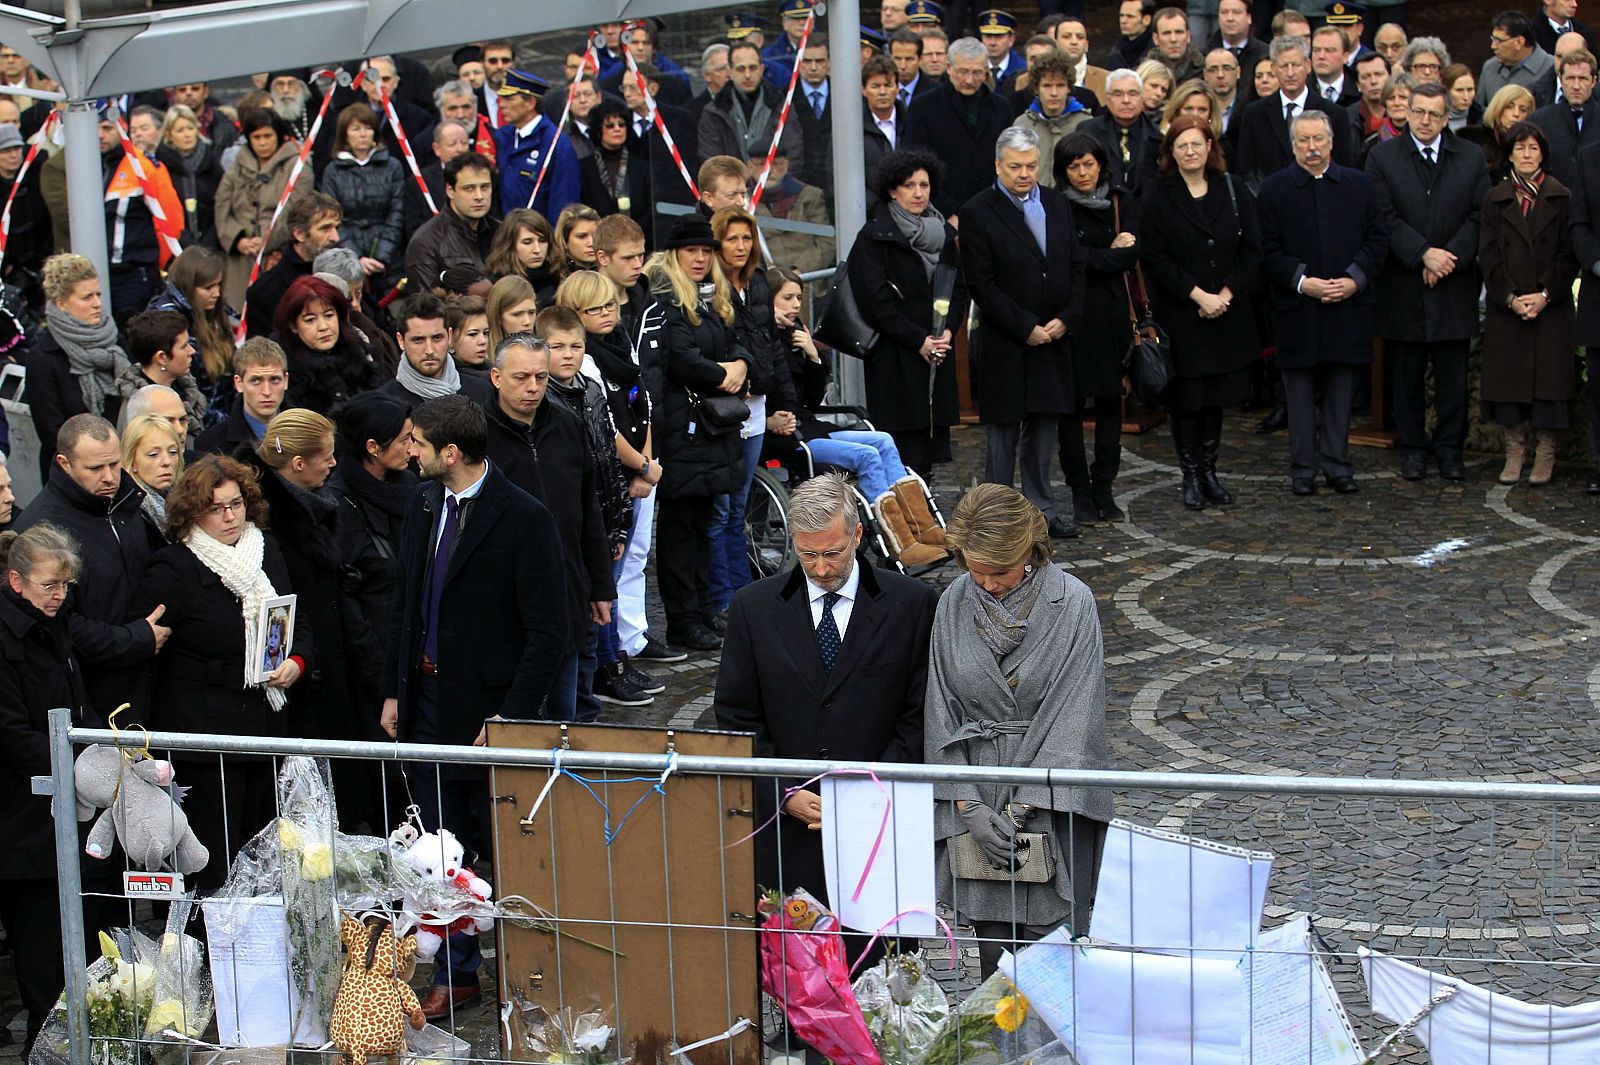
[[924, 564, 1114, 924]]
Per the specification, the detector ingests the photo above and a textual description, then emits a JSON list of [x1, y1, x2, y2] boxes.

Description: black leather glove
[[959, 801, 1018, 869]]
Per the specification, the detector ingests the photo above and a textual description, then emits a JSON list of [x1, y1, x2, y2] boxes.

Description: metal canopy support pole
[[45, 708, 91, 1065], [827, 0, 867, 406], [63, 101, 109, 285]]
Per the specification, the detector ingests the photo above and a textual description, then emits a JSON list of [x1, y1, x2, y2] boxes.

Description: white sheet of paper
[[204, 896, 296, 1048], [820, 778, 936, 937], [1010, 929, 1246, 1065], [1243, 917, 1365, 1065], [1362, 947, 1600, 1065], [1089, 819, 1273, 955]]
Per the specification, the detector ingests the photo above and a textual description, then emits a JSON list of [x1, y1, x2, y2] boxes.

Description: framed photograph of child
[[253, 594, 297, 682]]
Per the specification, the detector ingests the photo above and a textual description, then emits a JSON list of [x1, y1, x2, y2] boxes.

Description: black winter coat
[[382, 464, 567, 739], [275, 332, 379, 414], [1365, 133, 1490, 343], [156, 141, 224, 251], [483, 396, 614, 651], [1139, 174, 1262, 383], [904, 83, 1015, 217], [1067, 186, 1141, 398], [17, 468, 162, 715], [320, 150, 407, 268], [132, 533, 310, 753], [1568, 142, 1600, 345], [243, 458, 366, 744], [1079, 114, 1164, 197], [651, 290, 748, 500], [196, 396, 263, 455], [1530, 100, 1600, 191], [22, 330, 112, 479], [846, 207, 967, 433], [245, 247, 313, 339], [1257, 163, 1388, 368], [0, 589, 98, 880], [728, 272, 779, 397], [1232, 92, 1355, 184], [959, 184, 1086, 422], [332, 464, 415, 698]]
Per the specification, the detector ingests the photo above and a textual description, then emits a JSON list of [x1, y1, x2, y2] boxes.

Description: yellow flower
[[277, 819, 304, 850], [994, 993, 1028, 1033], [98, 931, 121, 962], [146, 997, 196, 1037], [300, 841, 334, 880]]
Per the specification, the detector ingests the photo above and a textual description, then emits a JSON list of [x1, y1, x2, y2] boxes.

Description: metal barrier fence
[[37, 710, 1600, 1065]]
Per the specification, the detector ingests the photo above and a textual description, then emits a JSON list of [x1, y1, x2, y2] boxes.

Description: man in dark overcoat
[[959, 125, 1086, 538], [1567, 138, 1600, 493], [714, 472, 936, 916], [1233, 36, 1355, 185], [1530, 48, 1600, 189], [1257, 109, 1388, 495], [903, 36, 1015, 220], [1079, 68, 1163, 196], [1365, 83, 1490, 482], [380, 395, 567, 1019]]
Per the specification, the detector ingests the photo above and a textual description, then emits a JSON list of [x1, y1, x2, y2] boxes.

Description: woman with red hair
[[272, 275, 379, 414]]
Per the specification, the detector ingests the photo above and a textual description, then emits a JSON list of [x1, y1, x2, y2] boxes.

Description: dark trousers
[[2, 858, 119, 1054], [1390, 338, 1469, 458], [181, 758, 279, 892], [1058, 398, 1122, 493], [575, 622, 601, 723], [984, 415, 1059, 518], [1586, 350, 1600, 470], [655, 494, 715, 632], [1282, 363, 1359, 480], [405, 761, 491, 988], [889, 428, 947, 480]]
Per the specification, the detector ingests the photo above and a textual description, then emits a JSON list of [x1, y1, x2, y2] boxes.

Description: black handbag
[[1117, 196, 1174, 410], [813, 254, 880, 359], [686, 388, 750, 435]]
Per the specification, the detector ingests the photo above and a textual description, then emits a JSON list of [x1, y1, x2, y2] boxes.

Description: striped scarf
[[1512, 167, 1544, 217]]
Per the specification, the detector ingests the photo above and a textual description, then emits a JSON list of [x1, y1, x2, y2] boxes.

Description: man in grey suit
[[1365, 83, 1490, 482]]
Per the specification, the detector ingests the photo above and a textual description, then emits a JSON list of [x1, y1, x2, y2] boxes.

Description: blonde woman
[[924, 483, 1112, 978], [555, 202, 601, 273], [641, 217, 748, 652], [1161, 79, 1222, 138], [25, 254, 129, 479], [1136, 59, 1174, 121], [1460, 83, 1535, 182], [121, 414, 184, 540], [155, 104, 224, 249], [485, 274, 538, 352]]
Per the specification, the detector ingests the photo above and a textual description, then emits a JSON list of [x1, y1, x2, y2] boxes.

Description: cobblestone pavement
[[8, 416, 1600, 1061]]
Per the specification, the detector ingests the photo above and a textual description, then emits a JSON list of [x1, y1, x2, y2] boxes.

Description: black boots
[[1198, 407, 1234, 505], [1172, 414, 1205, 511]]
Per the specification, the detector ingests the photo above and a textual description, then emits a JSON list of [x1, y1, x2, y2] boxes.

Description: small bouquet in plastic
[[758, 888, 882, 1065], [522, 1004, 618, 1064], [920, 968, 1066, 1065], [853, 952, 951, 1065]]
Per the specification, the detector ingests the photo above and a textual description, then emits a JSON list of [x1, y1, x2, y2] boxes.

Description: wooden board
[[486, 722, 759, 1065]]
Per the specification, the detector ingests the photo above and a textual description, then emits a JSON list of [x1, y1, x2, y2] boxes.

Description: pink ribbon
[[849, 908, 959, 977], [726, 765, 891, 904]]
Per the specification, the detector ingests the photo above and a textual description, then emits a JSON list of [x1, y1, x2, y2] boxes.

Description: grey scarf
[[395, 352, 462, 400], [968, 563, 1048, 659], [731, 88, 773, 159], [138, 483, 166, 532], [1063, 183, 1112, 212], [889, 201, 947, 279], [45, 302, 128, 416]]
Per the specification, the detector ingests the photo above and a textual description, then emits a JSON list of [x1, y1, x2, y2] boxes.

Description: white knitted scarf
[[183, 523, 286, 711]]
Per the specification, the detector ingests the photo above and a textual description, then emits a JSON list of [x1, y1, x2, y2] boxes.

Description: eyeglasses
[[797, 547, 852, 564], [207, 499, 247, 517], [581, 300, 619, 314], [1410, 107, 1447, 120], [1490, 34, 1513, 45], [23, 576, 76, 596]]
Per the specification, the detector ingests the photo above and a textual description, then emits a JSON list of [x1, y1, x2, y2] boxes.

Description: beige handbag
[[949, 830, 1056, 884]]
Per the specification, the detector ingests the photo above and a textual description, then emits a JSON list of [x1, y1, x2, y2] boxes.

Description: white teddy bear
[[394, 828, 494, 961]]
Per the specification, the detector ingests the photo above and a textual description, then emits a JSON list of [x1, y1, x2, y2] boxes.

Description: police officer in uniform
[[491, 68, 581, 221], [1327, 1, 1377, 69], [906, 0, 945, 36], [978, 10, 1027, 91], [764, 0, 816, 86]]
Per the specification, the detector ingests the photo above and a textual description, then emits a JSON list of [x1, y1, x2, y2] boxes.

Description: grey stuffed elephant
[[74, 743, 210, 875]]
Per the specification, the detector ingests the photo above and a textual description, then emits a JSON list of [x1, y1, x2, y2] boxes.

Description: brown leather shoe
[[419, 983, 481, 1020]]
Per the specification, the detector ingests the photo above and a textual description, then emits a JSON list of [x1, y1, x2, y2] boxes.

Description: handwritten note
[[1244, 917, 1365, 1065], [820, 778, 937, 937], [1010, 929, 1246, 1065], [1089, 819, 1273, 956], [204, 897, 296, 1047]]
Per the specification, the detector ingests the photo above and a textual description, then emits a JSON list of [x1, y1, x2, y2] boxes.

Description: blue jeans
[[805, 431, 908, 499], [708, 432, 764, 612]]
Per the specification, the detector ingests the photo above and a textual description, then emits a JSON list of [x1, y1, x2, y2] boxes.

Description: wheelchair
[[743, 406, 950, 580]]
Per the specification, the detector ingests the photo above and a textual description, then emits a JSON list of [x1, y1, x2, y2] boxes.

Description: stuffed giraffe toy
[[329, 913, 426, 1065]]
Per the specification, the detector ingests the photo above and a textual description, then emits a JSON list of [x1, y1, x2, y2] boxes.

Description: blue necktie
[[816, 591, 841, 673], [810, 90, 824, 118], [1022, 192, 1047, 254], [423, 495, 459, 664]]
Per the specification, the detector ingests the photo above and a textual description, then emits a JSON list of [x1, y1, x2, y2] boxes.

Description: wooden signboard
[[486, 722, 760, 1065]]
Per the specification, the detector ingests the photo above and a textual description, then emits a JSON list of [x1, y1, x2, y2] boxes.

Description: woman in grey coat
[[924, 483, 1113, 976]]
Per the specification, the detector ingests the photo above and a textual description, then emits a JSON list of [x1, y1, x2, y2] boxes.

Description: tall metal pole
[[47, 708, 91, 1065], [62, 102, 109, 285], [827, 0, 867, 406]]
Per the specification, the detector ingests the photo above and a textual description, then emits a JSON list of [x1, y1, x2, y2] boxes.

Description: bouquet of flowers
[[758, 888, 882, 1065], [921, 968, 1067, 1065], [854, 953, 951, 1065], [521, 1005, 617, 1064]]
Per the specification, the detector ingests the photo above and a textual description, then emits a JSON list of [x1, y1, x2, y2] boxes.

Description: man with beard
[[167, 82, 238, 151], [492, 69, 580, 221], [267, 70, 319, 144], [478, 39, 516, 127], [714, 472, 937, 925], [381, 393, 566, 1018], [245, 192, 342, 338], [380, 291, 492, 408]]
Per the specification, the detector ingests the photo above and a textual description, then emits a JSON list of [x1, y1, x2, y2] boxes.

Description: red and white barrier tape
[[0, 108, 57, 273], [234, 67, 359, 343], [624, 44, 699, 199], [528, 31, 600, 208], [113, 115, 185, 263], [748, 11, 814, 211], [378, 81, 436, 216]]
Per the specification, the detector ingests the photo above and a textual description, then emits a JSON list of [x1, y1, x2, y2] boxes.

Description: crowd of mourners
[[1, 0, 1600, 1045]]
